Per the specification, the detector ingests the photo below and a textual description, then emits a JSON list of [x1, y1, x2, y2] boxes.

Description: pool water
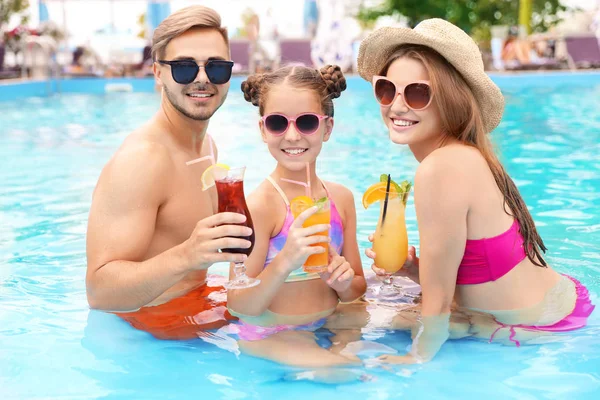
[[1, 76, 599, 399]]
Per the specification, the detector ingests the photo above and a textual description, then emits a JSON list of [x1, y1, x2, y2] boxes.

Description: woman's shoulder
[[415, 144, 487, 197], [418, 145, 484, 178]]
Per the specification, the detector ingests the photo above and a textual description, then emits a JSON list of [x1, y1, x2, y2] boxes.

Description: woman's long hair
[[382, 45, 547, 267]]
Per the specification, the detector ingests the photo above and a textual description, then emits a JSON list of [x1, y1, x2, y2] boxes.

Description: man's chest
[[156, 172, 218, 242]]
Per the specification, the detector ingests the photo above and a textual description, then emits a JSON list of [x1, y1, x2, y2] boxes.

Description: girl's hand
[[366, 234, 420, 284], [320, 245, 354, 293], [279, 206, 330, 273]]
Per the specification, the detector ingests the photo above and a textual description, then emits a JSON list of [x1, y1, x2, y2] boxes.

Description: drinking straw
[[382, 174, 391, 224], [185, 155, 215, 166], [281, 162, 312, 198], [185, 135, 216, 166], [306, 162, 311, 198]]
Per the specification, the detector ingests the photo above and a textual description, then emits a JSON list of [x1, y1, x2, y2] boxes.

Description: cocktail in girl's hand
[[290, 196, 331, 273]]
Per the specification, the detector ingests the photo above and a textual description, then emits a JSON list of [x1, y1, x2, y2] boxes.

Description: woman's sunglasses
[[372, 76, 433, 110], [261, 113, 329, 136], [158, 59, 234, 85]]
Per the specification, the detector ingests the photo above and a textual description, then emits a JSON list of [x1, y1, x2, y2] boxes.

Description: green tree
[[0, 0, 30, 32], [357, 0, 567, 35]]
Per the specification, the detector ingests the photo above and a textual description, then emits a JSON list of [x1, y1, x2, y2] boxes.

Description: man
[[86, 6, 250, 339]]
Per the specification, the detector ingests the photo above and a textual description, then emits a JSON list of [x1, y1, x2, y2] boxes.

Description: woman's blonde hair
[[382, 45, 548, 267], [151, 5, 229, 61]]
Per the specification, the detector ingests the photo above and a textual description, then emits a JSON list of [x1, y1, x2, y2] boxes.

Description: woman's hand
[[279, 206, 330, 273], [320, 245, 354, 293], [376, 354, 420, 364], [366, 234, 420, 284]]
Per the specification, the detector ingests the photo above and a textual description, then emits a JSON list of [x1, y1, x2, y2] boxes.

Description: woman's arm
[[380, 151, 469, 363]]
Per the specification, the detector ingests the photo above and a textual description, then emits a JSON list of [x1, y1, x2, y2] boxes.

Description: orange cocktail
[[363, 176, 412, 298], [373, 194, 408, 273], [291, 197, 330, 273]]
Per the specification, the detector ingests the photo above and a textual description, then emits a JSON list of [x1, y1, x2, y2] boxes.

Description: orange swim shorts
[[115, 275, 237, 340]]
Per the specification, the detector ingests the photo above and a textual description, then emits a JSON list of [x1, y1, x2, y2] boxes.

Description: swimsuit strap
[[266, 176, 330, 206], [266, 176, 290, 206], [319, 179, 332, 198], [489, 321, 521, 348]]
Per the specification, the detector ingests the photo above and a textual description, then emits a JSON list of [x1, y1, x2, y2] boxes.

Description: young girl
[[226, 65, 367, 367], [356, 19, 594, 363]]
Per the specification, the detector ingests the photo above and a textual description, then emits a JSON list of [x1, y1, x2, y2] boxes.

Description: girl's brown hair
[[382, 45, 547, 267], [241, 64, 347, 116]]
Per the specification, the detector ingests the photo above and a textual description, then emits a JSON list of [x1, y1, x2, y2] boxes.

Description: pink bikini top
[[456, 219, 527, 285]]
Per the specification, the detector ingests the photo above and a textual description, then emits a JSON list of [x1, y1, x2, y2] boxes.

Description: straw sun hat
[[358, 18, 505, 134]]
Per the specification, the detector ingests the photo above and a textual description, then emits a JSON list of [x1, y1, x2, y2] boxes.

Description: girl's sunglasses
[[261, 113, 329, 136], [372, 76, 433, 110], [158, 59, 234, 85]]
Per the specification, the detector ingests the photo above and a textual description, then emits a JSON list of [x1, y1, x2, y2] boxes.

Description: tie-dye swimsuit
[[228, 176, 345, 341], [263, 176, 344, 282]]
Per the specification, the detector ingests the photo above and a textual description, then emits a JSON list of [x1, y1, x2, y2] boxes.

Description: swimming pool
[[1, 74, 599, 399]]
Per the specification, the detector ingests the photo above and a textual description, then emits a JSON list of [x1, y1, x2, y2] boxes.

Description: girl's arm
[[326, 185, 366, 302], [227, 188, 328, 316], [381, 153, 469, 363], [226, 190, 288, 316]]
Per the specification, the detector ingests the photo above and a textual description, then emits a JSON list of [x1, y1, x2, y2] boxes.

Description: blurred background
[[1, 0, 600, 81]]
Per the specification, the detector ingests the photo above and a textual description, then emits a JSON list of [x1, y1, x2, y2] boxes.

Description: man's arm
[[86, 141, 251, 312], [86, 142, 186, 311]]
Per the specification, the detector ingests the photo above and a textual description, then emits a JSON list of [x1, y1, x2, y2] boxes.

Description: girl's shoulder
[[247, 180, 286, 219], [322, 181, 356, 224], [322, 181, 355, 203]]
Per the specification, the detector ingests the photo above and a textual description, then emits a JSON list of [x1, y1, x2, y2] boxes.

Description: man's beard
[[163, 84, 226, 121]]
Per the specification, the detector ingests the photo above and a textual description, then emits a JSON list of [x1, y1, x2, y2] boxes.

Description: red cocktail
[[214, 167, 260, 289]]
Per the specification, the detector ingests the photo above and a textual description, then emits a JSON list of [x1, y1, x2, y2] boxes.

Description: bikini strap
[[319, 179, 332, 198], [266, 176, 290, 206], [489, 321, 521, 348]]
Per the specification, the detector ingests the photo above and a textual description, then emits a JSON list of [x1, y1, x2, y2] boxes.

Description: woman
[[356, 19, 594, 363]]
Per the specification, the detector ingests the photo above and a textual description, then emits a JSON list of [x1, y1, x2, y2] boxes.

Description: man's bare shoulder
[[94, 126, 174, 202], [110, 125, 172, 171]]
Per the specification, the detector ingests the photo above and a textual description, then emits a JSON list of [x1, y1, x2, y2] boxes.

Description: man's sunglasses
[[157, 59, 234, 85], [373, 76, 433, 110], [261, 113, 329, 136]]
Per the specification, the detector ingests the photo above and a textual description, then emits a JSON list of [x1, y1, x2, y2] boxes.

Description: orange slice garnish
[[362, 182, 398, 209]]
